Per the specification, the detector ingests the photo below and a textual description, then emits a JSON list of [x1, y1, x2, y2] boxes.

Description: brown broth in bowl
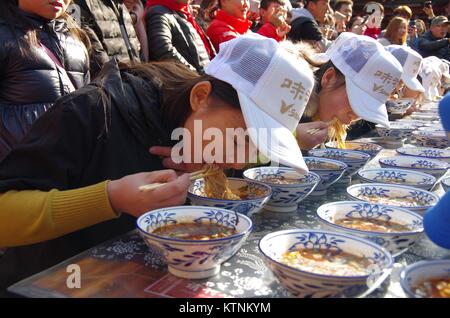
[[334, 218, 411, 233], [151, 222, 237, 240], [413, 278, 450, 298], [279, 248, 371, 276], [359, 195, 424, 207], [261, 177, 300, 184], [307, 162, 339, 170]]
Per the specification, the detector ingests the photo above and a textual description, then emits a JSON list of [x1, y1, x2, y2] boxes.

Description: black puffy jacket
[[0, 14, 90, 160], [73, 0, 142, 77], [146, 5, 212, 73]]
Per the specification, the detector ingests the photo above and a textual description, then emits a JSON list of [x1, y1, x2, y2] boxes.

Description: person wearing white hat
[[386, 45, 424, 94], [385, 45, 424, 115], [298, 32, 403, 139], [420, 56, 448, 101]]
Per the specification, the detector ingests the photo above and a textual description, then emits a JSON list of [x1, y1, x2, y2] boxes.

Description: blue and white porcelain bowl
[[137, 206, 252, 279], [259, 229, 393, 298], [304, 157, 348, 195], [379, 156, 449, 178], [346, 183, 440, 215], [400, 260, 450, 298], [386, 98, 414, 114], [316, 201, 424, 256], [357, 168, 436, 191], [308, 149, 371, 184], [188, 178, 272, 217], [412, 130, 449, 149], [325, 141, 383, 159], [396, 146, 450, 164], [243, 167, 320, 213], [441, 176, 450, 192], [376, 122, 420, 139]]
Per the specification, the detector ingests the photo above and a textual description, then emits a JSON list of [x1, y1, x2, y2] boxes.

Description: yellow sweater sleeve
[[0, 181, 119, 247]]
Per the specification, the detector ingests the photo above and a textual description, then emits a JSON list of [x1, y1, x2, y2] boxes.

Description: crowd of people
[[0, 0, 450, 297]]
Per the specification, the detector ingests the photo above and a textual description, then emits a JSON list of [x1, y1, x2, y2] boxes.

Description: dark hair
[[305, 0, 319, 8], [314, 61, 346, 94], [334, 0, 353, 12], [260, 0, 286, 10], [393, 5, 412, 20], [119, 62, 241, 132], [0, 0, 90, 57], [347, 15, 362, 30]]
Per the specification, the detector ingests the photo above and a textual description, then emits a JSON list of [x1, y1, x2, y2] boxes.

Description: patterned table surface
[[8, 149, 450, 298]]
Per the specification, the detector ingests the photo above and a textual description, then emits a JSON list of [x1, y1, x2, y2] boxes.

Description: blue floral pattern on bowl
[[400, 260, 450, 298], [188, 178, 272, 217], [379, 156, 449, 178], [259, 229, 393, 298], [396, 146, 450, 163], [346, 183, 440, 215], [385, 99, 414, 114], [136, 206, 253, 279], [243, 167, 320, 213], [357, 168, 436, 191], [412, 131, 449, 149], [325, 141, 383, 159], [376, 122, 419, 139], [304, 157, 348, 195], [308, 149, 371, 181], [317, 201, 424, 256]]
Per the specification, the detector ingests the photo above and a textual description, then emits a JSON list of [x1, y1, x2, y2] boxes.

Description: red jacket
[[207, 10, 282, 52], [364, 27, 381, 40]]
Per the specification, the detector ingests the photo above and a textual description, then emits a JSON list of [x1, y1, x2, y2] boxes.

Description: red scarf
[[146, 0, 214, 58], [214, 9, 252, 35]]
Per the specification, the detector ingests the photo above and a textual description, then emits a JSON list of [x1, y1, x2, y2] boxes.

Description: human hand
[[269, 6, 287, 28], [276, 22, 291, 39], [296, 121, 330, 150], [423, 6, 435, 19], [352, 23, 366, 35], [107, 170, 190, 217], [247, 10, 260, 23]]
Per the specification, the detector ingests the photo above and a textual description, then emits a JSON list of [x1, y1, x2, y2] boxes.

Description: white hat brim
[[237, 92, 309, 173], [403, 76, 425, 93], [346, 78, 391, 128]]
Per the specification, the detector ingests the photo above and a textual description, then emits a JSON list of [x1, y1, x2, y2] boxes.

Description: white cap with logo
[[386, 44, 424, 93], [420, 57, 443, 101], [205, 33, 315, 173], [324, 32, 403, 128]]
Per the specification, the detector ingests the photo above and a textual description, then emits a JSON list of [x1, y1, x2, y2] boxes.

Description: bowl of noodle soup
[[137, 206, 252, 279], [188, 177, 272, 217], [243, 167, 320, 213], [325, 141, 383, 159]]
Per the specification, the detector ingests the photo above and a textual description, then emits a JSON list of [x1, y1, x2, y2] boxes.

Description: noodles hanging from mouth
[[328, 117, 348, 149], [204, 165, 241, 200], [311, 115, 348, 149]]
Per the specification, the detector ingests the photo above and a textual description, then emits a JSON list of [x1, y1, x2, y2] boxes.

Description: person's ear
[[320, 67, 337, 90], [190, 81, 213, 112]]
